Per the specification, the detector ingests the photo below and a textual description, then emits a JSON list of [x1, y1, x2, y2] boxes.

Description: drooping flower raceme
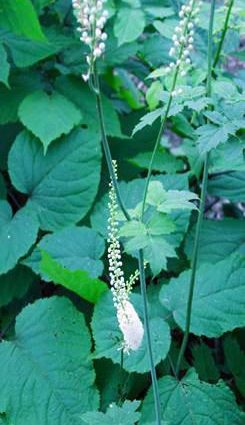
[[72, 0, 108, 81], [107, 161, 144, 353]]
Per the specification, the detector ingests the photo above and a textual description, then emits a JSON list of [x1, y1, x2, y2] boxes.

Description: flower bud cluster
[[107, 161, 144, 353], [164, 0, 202, 96], [72, 0, 108, 81]]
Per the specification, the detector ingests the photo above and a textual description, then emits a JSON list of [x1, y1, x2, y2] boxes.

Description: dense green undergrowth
[[0, 0, 244, 424]]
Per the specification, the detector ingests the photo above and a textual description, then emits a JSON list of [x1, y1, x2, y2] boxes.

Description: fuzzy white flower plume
[[107, 161, 144, 353]]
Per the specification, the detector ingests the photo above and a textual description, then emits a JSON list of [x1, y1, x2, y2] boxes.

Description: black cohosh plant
[[72, 0, 237, 423]]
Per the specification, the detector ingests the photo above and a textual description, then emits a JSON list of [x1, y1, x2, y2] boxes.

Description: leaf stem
[[213, 0, 234, 69], [175, 0, 216, 377], [92, 69, 130, 221], [138, 249, 162, 425]]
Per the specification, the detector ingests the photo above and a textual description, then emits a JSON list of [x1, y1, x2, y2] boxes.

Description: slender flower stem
[[138, 249, 162, 425], [92, 69, 130, 221], [213, 0, 234, 69], [175, 0, 216, 376]]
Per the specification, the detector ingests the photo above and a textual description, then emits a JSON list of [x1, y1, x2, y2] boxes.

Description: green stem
[[138, 249, 162, 425], [93, 70, 130, 221], [213, 0, 234, 69], [175, 0, 216, 377]]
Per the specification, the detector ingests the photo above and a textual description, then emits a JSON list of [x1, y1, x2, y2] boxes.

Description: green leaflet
[[114, 6, 145, 46], [0, 265, 35, 307], [82, 400, 141, 425], [160, 254, 245, 337], [191, 343, 219, 382], [208, 171, 245, 202], [18, 91, 82, 153], [8, 129, 101, 231], [40, 251, 108, 304], [0, 297, 99, 425], [24, 225, 105, 278], [140, 369, 244, 424], [0, 201, 39, 275], [92, 291, 171, 374]]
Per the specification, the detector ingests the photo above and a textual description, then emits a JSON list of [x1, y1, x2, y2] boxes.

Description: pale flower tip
[[117, 301, 144, 352], [82, 73, 89, 82]]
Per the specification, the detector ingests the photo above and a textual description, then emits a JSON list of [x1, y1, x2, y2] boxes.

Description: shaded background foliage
[[0, 0, 244, 424]]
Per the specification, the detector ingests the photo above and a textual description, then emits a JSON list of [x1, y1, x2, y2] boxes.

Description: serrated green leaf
[[140, 369, 244, 424], [40, 251, 108, 304], [92, 292, 171, 374], [160, 255, 245, 337], [0, 201, 39, 274], [146, 81, 162, 110], [18, 91, 82, 153], [185, 218, 245, 264], [120, 220, 147, 238], [0, 265, 34, 307], [0, 44, 10, 87], [192, 343, 219, 382], [132, 108, 162, 136], [0, 297, 99, 424], [82, 400, 141, 425], [55, 76, 124, 138], [129, 148, 184, 174], [0, 0, 46, 41], [114, 7, 145, 46], [24, 226, 105, 278], [8, 129, 101, 231], [146, 181, 198, 213]]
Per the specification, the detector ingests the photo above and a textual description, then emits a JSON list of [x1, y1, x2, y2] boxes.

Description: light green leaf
[[0, 201, 39, 274], [160, 255, 245, 337], [143, 236, 177, 276], [0, 0, 46, 41], [18, 91, 82, 153], [40, 251, 108, 304], [92, 292, 171, 374], [8, 129, 101, 231], [0, 44, 10, 87], [208, 171, 245, 202], [185, 218, 245, 264], [82, 400, 141, 425], [55, 76, 123, 138], [140, 369, 244, 424], [147, 213, 176, 236], [129, 148, 184, 174], [132, 108, 162, 136], [192, 343, 219, 382], [120, 221, 147, 238], [0, 297, 99, 424], [24, 226, 105, 278], [146, 81, 162, 110], [114, 7, 145, 46], [146, 181, 198, 212], [0, 265, 34, 307]]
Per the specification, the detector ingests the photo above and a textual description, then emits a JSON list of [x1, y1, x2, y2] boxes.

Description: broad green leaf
[[114, 7, 145, 46], [140, 369, 244, 424], [143, 236, 177, 276], [185, 218, 245, 264], [24, 226, 105, 278], [224, 336, 245, 397], [146, 181, 198, 212], [8, 129, 101, 231], [209, 136, 245, 173], [208, 171, 245, 202], [0, 72, 42, 125], [146, 81, 162, 110], [0, 201, 39, 274], [119, 221, 147, 238], [18, 91, 82, 153], [0, 297, 99, 424], [0, 0, 46, 41], [40, 251, 108, 304], [160, 255, 245, 337], [192, 343, 219, 382], [82, 400, 141, 425], [0, 265, 34, 307], [55, 76, 123, 138], [0, 44, 10, 87], [129, 148, 184, 174], [0, 29, 56, 67], [92, 292, 171, 373]]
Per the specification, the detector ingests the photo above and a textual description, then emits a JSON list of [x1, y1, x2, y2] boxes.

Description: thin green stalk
[[213, 0, 234, 69], [92, 70, 130, 221], [175, 0, 216, 377], [138, 249, 162, 425]]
